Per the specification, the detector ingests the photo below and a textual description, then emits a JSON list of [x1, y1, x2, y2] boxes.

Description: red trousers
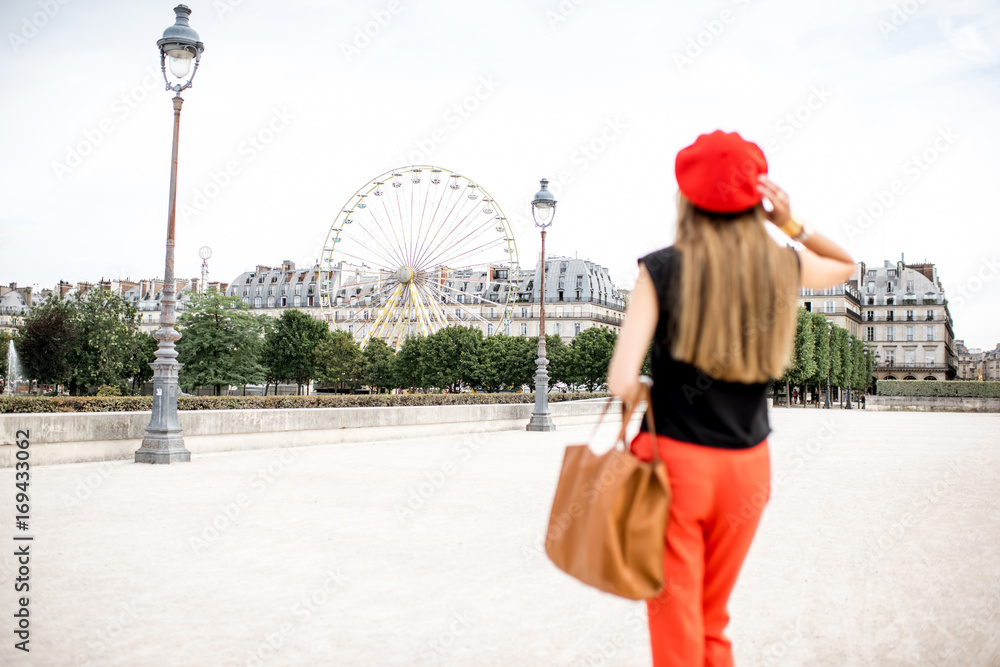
[[630, 432, 771, 667]]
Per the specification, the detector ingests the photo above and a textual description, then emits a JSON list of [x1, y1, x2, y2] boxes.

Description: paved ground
[[1, 409, 999, 666]]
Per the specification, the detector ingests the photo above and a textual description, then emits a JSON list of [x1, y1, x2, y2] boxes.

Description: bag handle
[[615, 377, 660, 464]]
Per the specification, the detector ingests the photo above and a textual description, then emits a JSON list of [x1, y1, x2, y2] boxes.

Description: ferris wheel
[[320, 166, 520, 350]]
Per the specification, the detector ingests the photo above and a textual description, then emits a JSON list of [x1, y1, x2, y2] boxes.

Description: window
[[256, 286, 262, 296], [886, 326, 895, 341], [295, 284, 302, 295], [281, 286, 288, 295], [867, 281, 874, 293], [520, 323, 528, 336], [489, 308, 495, 318], [487, 324, 494, 336], [886, 282, 893, 293], [906, 310, 914, 321], [926, 309, 934, 321], [906, 326, 914, 341], [521, 307, 528, 318], [242, 288, 249, 297], [887, 311, 894, 321], [254, 296, 262, 308], [886, 297, 894, 305], [560, 262, 567, 273], [866, 327, 875, 341], [867, 311, 874, 321], [308, 296, 314, 307], [825, 301, 835, 313], [348, 325, 353, 335], [925, 326, 934, 341], [280, 297, 287, 307], [925, 352, 935, 366], [884, 349, 895, 366], [905, 350, 915, 366], [576, 275, 583, 289], [804, 302, 812, 312], [906, 280, 914, 293], [574, 323, 581, 336], [555, 322, 562, 335]]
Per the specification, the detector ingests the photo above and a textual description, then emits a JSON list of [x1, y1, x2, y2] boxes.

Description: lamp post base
[[135, 434, 191, 464], [526, 412, 556, 431]]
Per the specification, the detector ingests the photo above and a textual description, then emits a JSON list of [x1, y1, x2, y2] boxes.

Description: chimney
[[58, 281, 73, 297], [281, 260, 295, 272], [191, 278, 199, 293], [255, 265, 270, 275], [120, 279, 138, 294], [220, 282, 229, 293]]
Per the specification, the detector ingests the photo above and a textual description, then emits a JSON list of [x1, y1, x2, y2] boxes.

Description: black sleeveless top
[[638, 246, 797, 450]]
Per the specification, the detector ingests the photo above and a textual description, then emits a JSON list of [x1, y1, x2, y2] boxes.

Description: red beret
[[675, 130, 768, 213]]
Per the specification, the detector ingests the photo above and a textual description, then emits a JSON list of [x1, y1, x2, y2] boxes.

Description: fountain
[[4, 339, 22, 396]]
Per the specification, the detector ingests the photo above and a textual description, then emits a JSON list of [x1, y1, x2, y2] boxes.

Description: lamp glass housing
[[167, 51, 193, 78], [533, 204, 553, 224]]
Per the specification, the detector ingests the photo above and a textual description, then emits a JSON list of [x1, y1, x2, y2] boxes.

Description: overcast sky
[[1, 0, 998, 348]]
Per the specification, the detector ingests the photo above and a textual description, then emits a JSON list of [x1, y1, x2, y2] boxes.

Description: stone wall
[[0, 399, 627, 467], [867, 396, 1000, 413]]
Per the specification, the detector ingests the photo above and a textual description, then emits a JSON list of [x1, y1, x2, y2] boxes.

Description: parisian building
[[798, 257, 958, 381], [225, 255, 626, 344], [855, 258, 956, 380]]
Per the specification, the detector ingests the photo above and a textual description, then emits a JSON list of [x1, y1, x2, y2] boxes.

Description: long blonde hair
[[670, 195, 799, 383]]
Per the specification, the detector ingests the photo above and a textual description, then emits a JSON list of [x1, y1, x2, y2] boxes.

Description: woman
[[607, 130, 855, 667]]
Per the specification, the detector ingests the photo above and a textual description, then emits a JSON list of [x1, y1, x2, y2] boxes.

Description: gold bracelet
[[779, 216, 803, 238]]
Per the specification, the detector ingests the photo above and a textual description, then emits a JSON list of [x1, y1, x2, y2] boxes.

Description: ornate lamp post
[[526, 178, 556, 432], [135, 5, 204, 464]]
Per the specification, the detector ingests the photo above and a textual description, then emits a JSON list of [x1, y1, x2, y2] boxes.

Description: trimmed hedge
[[0, 392, 609, 414], [877, 380, 1000, 398]]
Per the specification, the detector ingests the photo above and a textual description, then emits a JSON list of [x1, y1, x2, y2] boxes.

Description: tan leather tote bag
[[544, 385, 671, 600]]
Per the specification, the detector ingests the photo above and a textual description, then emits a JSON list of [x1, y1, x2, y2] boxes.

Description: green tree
[[505, 336, 538, 391], [176, 291, 267, 396], [125, 331, 158, 394], [392, 335, 427, 390], [477, 333, 515, 392], [361, 338, 395, 393], [65, 289, 144, 395], [829, 325, 846, 405], [542, 334, 573, 388], [839, 332, 855, 407], [313, 329, 362, 392], [263, 309, 330, 394], [850, 336, 866, 403], [423, 325, 483, 391], [780, 308, 817, 406], [568, 327, 617, 391], [807, 313, 832, 407]]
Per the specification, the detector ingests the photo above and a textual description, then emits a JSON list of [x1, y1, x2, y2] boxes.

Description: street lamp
[[526, 178, 557, 432], [135, 5, 205, 464]]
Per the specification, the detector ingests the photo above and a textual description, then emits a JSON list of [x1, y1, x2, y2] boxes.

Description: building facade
[[225, 255, 626, 345], [854, 258, 956, 381]]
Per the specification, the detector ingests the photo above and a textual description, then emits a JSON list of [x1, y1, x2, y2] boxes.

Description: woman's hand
[[757, 175, 792, 230]]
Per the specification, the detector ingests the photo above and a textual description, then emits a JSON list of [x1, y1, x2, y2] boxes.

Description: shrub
[[877, 380, 1000, 398], [95, 385, 122, 397], [0, 392, 609, 414]]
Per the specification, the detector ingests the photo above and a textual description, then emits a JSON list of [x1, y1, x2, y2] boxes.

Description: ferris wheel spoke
[[419, 277, 509, 310], [417, 176, 461, 270], [414, 202, 496, 271], [334, 230, 404, 271], [343, 211, 408, 268], [411, 187, 482, 270], [411, 174, 448, 273], [430, 237, 508, 271], [418, 279, 492, 329], [418, 219, 504, 272], [377, 192, 408, 268]]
